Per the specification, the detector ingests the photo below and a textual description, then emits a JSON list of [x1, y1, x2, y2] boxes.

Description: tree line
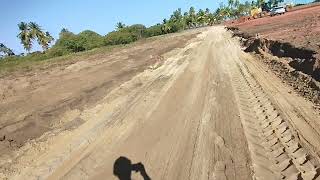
[[0, 0, 300, 60]]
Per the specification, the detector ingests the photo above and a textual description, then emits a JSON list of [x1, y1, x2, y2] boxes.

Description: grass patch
[[0, 44, 126, 77]]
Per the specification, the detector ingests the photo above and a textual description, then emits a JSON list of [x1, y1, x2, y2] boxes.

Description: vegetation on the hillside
[[105, 24, 146, 45], [0, 0, 305, 65], [48, 29, 104, 56]]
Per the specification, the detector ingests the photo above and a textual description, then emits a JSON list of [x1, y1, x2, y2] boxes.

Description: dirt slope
[[230, 5, 320, 54], [1, 27, 320, 180], [0, 33, 196, 159], [228, 5, 320, 81]]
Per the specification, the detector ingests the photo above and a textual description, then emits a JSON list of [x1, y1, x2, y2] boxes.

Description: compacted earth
[[1, 26, 320, 180]]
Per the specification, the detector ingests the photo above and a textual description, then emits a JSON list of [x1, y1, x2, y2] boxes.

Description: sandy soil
[[0, 32, 197, 167], [1, 27, 320, 180]]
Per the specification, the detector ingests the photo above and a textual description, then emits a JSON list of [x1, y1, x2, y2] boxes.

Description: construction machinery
[[250, 7, 262, 19], [250, 0, 293, 19]]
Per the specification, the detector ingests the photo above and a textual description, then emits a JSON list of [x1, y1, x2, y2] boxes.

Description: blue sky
[[0, 0, 312, 54]]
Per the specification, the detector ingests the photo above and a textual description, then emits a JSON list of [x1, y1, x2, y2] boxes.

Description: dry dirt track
[[5, 27, 320, 180]]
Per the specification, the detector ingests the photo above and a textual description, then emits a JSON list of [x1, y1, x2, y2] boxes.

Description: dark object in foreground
[[113, 156, 151, 180]]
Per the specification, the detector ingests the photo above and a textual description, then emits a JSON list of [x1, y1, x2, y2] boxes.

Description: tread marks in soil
[[231, 62, 320, 180]]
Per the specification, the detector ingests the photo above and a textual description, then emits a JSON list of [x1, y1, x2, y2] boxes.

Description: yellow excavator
[[250, 0, 292, 19], [250, 7, 262, 19], [250, 7, 270, 19]]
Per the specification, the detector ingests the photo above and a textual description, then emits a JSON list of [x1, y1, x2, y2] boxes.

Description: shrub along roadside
[[1, 6, 220, 68], [104, 24, 146, 46], [0, 44, 124, 76]]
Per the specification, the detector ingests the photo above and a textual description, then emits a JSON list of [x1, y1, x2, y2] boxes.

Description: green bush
[[49, 30, 104, 56], [168, 22, 184, 33], [104, 24, 147, 46], [50, 31, 83, 55], [104, 31, 138, 45], [77, 30, 104, 50], [145, 24, 164, 37], [47, 46, 69, 57], [125, 24, 146, 38]]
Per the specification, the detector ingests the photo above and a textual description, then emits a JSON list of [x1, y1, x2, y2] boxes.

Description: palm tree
[[162, 18, 167, 24], [234, 0, 240, 8], [257, 0, 266, 7], [29, 22, 42, 39], [189, 7, 196, 20], [187, 7, 197, 28], [204, 8, 211, 24], [161, 22, 172, 34], [171, 8, 183, 22], [196, 9, 206, 26], [61, 28, 68, 33], [29, 22, 54, 51], [116, 22, 126, 30], [205, 8, 210, 14], [17, 22, 32, 52], [183, 12, 189, 29], [45, 32, 54, 43], [29, 22, 46, 50], [219, 7, 232, 20], [228, 0, 235, 7], [38, 32, 54, 50], [207, 13, 217, 25], [0, 43, 14, 57], [59, 28, 72, 38], [186, 16, 193, 28], [17, 22, 54, 52]]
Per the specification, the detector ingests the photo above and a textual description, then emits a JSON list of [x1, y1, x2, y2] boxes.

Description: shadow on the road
[[113, 156, 151, 180]]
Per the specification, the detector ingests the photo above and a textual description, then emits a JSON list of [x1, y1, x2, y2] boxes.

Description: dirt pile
[[228, 27, 320, 106], [266, 59, 320, 104], [245, 38, 320, 81]]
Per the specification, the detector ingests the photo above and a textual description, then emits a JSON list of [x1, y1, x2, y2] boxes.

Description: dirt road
[[2, 27, 320, 180]]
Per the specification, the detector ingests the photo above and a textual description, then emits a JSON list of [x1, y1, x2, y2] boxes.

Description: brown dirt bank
[[228, 4, 320, 81], [227, 27, 320, 108], [228, 5, 320, 54]]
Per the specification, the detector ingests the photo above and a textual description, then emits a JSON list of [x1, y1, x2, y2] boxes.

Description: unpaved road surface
[[2, 27, 320, 180]]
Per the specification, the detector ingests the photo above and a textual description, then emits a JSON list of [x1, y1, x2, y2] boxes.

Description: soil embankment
[[227, 25, 320, 107], [229, 5, 320, 54], [228, 4, 320, 82]]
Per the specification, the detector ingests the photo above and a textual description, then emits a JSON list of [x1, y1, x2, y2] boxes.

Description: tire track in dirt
[[230, 56, 320, 179]]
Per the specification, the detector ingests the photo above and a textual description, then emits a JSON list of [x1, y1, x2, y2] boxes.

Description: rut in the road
[[231, 60, 320, 179]]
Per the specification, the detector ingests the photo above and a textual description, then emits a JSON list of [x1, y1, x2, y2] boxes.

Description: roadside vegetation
[[0, 0, 318, 72]]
